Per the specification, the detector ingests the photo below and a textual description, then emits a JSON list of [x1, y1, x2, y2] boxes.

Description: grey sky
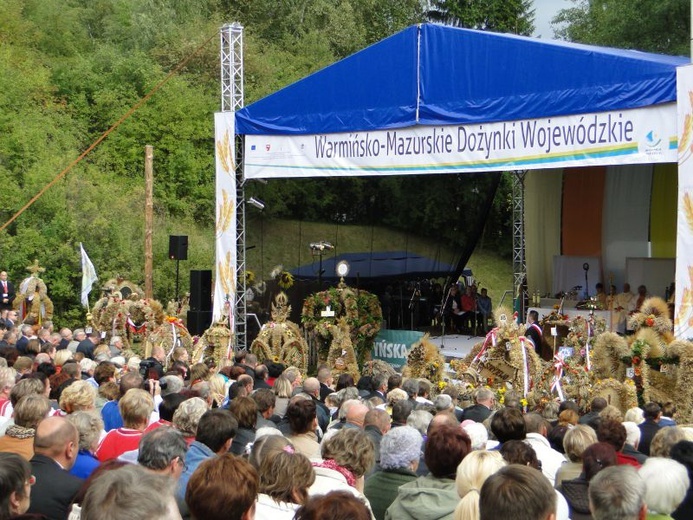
[[532, 0, 573, 39]]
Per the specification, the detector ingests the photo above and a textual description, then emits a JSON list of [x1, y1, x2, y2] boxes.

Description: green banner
[[371, 329, 425, 371]]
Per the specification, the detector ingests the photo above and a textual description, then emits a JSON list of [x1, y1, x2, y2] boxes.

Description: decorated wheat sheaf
[[192, 319, 233, 367], [325, 317, 360, 382], [627, 297, 672, 336], [250, 292, 308, 372], [402, 333, 445, 387], [301, 280, 382, 367]]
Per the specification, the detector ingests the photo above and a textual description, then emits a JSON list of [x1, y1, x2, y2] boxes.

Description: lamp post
[[310, 241, 334, 290]]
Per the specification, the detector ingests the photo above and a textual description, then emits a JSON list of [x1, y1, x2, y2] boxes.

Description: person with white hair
[[406, 410, 433, 437], [364, 426, 422, 520], [638, 457, 690, 519], [433, 394, 455, 415], [462, 421, 490, 451], [589, 465, 646, 520], [621, 421, 647, 464]]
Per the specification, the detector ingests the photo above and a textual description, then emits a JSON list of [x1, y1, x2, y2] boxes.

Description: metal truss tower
[[512, 170, 528, 322], [220, 23, 249, 349]]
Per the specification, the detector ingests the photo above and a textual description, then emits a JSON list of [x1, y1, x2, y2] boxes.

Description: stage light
[[247, 197, 265, 210]]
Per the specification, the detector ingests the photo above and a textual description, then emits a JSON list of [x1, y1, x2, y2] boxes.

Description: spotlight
[[247, 197, 265, 210]]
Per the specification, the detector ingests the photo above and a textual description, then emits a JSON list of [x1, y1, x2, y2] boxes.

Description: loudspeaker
[[168, 235, 188, 260], [187, 310, 213, 336], [189, 270, 212, 311]]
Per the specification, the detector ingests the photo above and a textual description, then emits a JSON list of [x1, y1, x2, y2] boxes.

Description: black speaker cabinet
[[187, 310, 213, 336], [189, 270, 212, 311], [168, 235, 188, 260]]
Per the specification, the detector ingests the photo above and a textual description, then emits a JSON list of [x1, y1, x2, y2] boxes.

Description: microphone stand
[[440, 285, 453, 349], [408, 283, 420, 332]]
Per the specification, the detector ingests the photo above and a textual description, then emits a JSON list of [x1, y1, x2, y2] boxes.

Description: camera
[[140, 360, 167, 391]]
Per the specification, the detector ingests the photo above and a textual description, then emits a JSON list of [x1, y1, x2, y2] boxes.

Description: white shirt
[[524, 432, 566, 487]]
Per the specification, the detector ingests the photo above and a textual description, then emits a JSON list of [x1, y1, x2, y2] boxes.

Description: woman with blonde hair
[[273, 375, 292, 418], [53, 349, 73, 371], [59, 380, 97, 414], [256, 446, 316, 519], [208, 374, 227, 408], [453, 450, 506, 520]]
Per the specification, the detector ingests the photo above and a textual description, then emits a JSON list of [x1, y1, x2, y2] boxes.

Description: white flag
[[80, 243, 98, 308]]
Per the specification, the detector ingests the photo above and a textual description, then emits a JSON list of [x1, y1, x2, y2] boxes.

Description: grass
[[245, 218, 513, 305]]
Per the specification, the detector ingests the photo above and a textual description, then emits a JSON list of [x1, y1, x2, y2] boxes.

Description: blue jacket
[[176, 440, 216, 518], [70, 450, 100, 479]]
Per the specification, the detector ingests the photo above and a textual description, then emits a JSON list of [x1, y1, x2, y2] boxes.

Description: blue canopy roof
[[236, 23, 688, 136], [290, 251, 470, 280]]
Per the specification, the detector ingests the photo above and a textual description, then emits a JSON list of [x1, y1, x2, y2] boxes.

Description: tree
[[553, 0, 689, 55], [428, 0, 535, 36]]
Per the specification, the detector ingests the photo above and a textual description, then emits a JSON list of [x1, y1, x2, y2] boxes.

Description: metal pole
[[144, 145, 154, 299]]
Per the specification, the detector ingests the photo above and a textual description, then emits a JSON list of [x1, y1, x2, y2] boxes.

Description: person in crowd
[[364, 426, 421, 520], [252, 388, 279, 430], [454, 450, 506, 520], [638, 402, 662, 456], [597, 419, 642, 468], [579, 397, 607, 429], [670, 440, 693, 520], [491, 406, 526, 447], [76, 331, 100, 360], [462, 387, 495, 423], [638, 457, 689, 520], [286, 397, 321, 459], [558, 442, 618, 520], [401, 379, 419, 404], [555, 424, 597, 487], [189, 363, 210, 387], [147, 392, 187, 432], [463, 421, 490, 451], [476, 288, 492, 334], [100, 371, 143, 431], [0, 394, 50, 461], [137, 426, 188, 481], [649, 425, 687, 459], [406, 410, 433, 438], [622, 421, 648, 464], [634, 285, 648, 313], [173, 397, 209, 446], [228, 396, 257, 456], [272, 376, 292, 418], [295, 491, 371, 520], [80, 464, 181, 520], [335, 374, 355, 393], [367, 374, 388, 402], [311, 428, 375, 510], [0, 368, 16, 420], [525, 310, 543, 353], [624, 406, 645, 424], [548, 409, 579, 454], [480, 465, 556, 520], [254, 364, 272, 390], [385, 424, 470, 519], [96, 388, 153, 461], [59, 379, 97, 415], [0, 453, 33, 519], [249, 434, 293, 471], [185, 454, 258, 520], [66, 410, 103, 479], [176, 409, 237, 517], [588, 465, 647, 520], [659, 401, 677, 427], [28, 416, 82, 520], [14, 326, 32, 357], [317, 366, 334, 402], [363, 408, 390, 469], [302, 377, 330, 431], [255, 445, 315, 520]]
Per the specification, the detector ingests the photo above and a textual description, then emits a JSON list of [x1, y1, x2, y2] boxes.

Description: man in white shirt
[[524, 413, 566, 487]]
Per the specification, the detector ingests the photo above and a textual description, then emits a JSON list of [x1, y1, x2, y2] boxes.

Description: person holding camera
[[142, 345, 166, 380]]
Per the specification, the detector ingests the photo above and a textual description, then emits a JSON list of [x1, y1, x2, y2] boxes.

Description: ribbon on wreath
[[519, 337, 530, 397], [585, 320, 592, 371], [126, 316, 147, 335], [551, 355, 566, 401], [472, 328, 498, 365]]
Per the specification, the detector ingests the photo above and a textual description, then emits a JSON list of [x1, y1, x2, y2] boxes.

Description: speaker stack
[[168, 236, 188, 260], [187, 270, 213, 335]]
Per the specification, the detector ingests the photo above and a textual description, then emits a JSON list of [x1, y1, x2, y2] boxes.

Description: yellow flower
[[520, 398, 528, 407]]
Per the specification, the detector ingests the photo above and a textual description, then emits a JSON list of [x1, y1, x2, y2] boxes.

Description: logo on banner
[[641, 129, 664, 157], [265, 144, 271, 151]]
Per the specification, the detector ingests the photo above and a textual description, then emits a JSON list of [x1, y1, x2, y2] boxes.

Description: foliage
[[0, 0, 512, 329], [553, 0, 689, 55], [427, 0, 535, 36]]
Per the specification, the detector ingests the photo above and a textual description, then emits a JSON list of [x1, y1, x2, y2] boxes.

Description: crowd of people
[[0, 317, 690, 520]]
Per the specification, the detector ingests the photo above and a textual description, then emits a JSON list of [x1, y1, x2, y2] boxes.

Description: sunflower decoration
[[278, 271, 294, 290]]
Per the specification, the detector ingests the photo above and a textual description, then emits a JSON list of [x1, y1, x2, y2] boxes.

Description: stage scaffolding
[[512, 170, 527, 321], [220, 23, 249, 350]]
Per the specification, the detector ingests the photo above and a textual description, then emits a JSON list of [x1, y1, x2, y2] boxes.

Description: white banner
[[244, 104, 677, 178], [675, 66, 693, 339], [213, 112, 237, 324]]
